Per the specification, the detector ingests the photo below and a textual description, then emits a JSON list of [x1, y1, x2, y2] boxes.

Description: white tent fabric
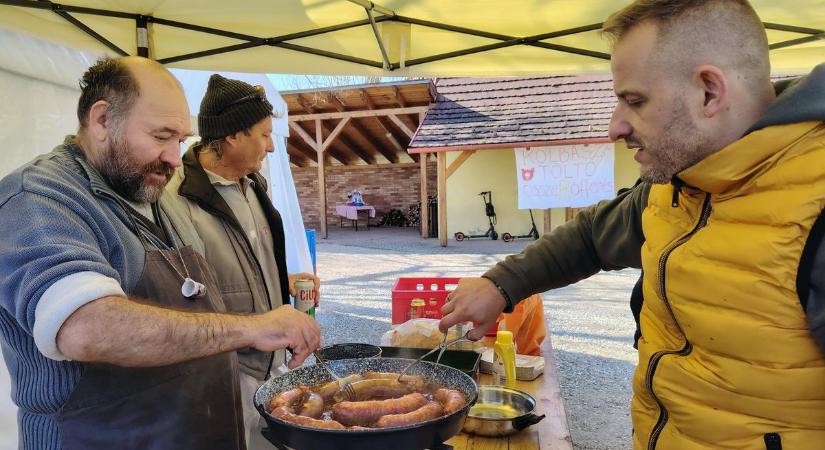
[[0, 27, 102, 178], [0, 1, 823, 76], [265, 135, 315, 274]]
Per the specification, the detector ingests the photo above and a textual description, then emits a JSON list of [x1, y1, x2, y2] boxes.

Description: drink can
[[408, 298, 425, 320], [294, 278, 317, 317]]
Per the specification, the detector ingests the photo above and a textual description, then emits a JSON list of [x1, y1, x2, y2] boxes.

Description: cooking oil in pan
[[468, 403, 522, 419]]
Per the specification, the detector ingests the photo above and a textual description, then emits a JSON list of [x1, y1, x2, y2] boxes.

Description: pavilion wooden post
[[437, 151, 447, 247], [544, 209, 553, 234], [420, 153, 429, 238], [315, 119, 328, 239]]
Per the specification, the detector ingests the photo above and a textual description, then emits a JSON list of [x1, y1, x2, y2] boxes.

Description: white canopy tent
[[0, 29, 314, 275], [0, 0, 822, 76]]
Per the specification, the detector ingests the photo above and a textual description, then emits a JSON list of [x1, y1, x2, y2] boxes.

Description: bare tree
[[272, 74, 426, 110], [277, 75, 384, 91]]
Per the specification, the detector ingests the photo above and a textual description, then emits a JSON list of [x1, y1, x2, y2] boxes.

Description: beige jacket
[[163, 147, 290, 380]]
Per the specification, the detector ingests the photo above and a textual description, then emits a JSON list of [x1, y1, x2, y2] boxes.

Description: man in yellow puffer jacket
[[439, 1, 825, 449]]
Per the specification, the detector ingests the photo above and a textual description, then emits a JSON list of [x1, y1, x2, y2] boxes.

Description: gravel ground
[[315, 227, 638, 450]]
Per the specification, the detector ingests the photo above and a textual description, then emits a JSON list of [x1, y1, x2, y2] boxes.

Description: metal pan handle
[[513, 413, 546, 431]]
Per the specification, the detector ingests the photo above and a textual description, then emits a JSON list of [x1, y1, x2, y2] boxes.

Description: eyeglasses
[[216, 85, 267, 115]]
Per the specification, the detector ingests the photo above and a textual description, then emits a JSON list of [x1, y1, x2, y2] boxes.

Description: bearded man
[[0, 56, 319, 450]]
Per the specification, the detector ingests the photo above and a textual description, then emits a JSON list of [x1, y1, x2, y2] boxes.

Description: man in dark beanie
[[164, 74, 321, 448]]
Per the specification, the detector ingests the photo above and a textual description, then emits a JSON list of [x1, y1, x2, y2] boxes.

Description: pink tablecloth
[[335, 204, 376, 220]]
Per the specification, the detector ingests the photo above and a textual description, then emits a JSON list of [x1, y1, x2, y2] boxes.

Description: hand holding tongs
[[397, 328, 473, 382]]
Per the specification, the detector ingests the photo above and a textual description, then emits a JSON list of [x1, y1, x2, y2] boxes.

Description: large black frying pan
[[254, 357, 478, 450]]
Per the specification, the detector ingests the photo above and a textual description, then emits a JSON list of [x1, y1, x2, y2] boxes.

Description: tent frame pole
[[1, 0, 821, 71], [136, 15, 149, 57], [27, 0, 128, 56], [364, 6, 392, 69]]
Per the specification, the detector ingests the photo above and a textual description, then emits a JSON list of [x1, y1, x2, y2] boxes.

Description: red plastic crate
[[391, 277, 498, 336]]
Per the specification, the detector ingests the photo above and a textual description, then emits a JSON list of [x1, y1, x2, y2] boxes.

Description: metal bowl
[[315, 343, 382, 360], [461, 385, 545, 437]]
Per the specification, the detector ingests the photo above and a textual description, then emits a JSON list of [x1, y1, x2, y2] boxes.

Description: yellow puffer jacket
[[633, 121, 825, 450]]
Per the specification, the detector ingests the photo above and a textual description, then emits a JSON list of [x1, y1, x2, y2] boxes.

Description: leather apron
[[55, 208, 246, 450]]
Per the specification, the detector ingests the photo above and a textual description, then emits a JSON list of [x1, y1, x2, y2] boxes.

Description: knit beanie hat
[[198, 74, 273, 140]]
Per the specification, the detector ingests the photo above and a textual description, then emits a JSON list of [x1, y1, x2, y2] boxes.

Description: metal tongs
[[397, 328, 472, 382], [313, 349, 357, 401]]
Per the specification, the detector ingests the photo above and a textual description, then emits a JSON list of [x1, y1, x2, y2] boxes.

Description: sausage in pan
[[298, 392, 325, 419], [269, 406, 347, 430], [335, 378, 418, 402], [375, 401, 445, 428], [332, 392, 428, 426], [269, 386, 307, 411], [362, 372, 426, 386], [314, 374, 363, 402], [434, 388, 466, 415]]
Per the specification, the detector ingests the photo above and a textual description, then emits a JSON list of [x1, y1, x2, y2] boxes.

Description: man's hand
[[439, 277, 507, 341], [247, 305, 321, 369], [288, 272, 321, 306]]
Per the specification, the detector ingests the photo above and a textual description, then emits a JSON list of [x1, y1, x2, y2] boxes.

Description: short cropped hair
[[602, 0, 770, 87], [77, 56, 139, 129]]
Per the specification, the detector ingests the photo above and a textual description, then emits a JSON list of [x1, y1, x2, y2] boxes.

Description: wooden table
[[447, 335, 573, 450]]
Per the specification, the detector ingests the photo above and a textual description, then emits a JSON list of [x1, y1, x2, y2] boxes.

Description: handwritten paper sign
[[515, 145, 615, 208]]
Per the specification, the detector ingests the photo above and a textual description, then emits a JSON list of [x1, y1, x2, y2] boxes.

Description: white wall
[[446, 149, 543, 238]]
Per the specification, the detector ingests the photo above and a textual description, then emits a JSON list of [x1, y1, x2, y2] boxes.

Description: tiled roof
[[409, 76, 616, 150]]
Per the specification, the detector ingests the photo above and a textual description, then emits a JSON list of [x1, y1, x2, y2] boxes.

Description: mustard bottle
[[492, 330, 517, 388]]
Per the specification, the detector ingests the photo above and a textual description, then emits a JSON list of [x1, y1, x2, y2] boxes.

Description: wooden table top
[[446, 335, 573, 450]]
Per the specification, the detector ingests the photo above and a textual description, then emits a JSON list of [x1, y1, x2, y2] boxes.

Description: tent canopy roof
[[1, 0, 822, 76]]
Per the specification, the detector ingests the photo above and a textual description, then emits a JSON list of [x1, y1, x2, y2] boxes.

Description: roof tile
[[410, 76, 616, 149]]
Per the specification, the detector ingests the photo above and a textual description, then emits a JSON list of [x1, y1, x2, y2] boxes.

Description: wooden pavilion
[[281, 80, 436, 239]]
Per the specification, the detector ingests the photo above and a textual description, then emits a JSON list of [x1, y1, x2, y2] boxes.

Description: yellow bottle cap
[[496, 330, 513, 345], [411, 299, 425, 306]]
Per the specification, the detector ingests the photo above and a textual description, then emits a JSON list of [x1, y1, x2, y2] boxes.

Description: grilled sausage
[[375, 401, 444, 428], [362, 372, 426, 386], [335, 378, 418, 402], [298, 392, 325, 419], [314, 374, 363, 402], [434, 388, 466, 415], [332, 392, 428, 426], [268, 387, 307, 412], [270, 406, 346, 430]]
